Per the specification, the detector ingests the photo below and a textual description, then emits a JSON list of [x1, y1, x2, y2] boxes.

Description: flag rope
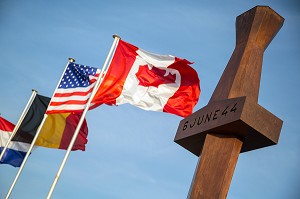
[[46, 35, 120, 199]]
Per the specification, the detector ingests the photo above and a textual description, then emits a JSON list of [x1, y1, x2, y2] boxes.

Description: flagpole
[[5, 59, 75, 199], [5, 115, 48, 199], [46, 35, 120, 199], [95, 34, 120, 91], [0, 89, 37, 162]]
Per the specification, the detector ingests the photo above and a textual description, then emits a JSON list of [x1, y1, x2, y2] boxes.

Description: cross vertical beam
[[189, 134, 242, 198], [175, 6, 284, 198]]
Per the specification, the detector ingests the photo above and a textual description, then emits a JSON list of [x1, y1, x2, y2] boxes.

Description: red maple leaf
[[135, 65, 176, 88]]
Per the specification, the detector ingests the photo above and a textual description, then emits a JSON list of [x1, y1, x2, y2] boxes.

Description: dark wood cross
[[174, 6, 284, 198]]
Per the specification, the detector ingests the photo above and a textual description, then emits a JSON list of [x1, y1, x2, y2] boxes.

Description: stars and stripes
[[46, 63, 100, 114]]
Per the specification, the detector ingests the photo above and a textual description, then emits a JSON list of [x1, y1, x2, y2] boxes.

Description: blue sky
[[0, 0, 299, 198]]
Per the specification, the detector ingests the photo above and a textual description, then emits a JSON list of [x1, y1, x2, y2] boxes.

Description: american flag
[[46, 63, 100, 114]]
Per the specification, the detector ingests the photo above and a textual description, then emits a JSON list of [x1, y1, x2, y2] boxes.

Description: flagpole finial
[[113, 34, 121, 39], [69, 58, 76, 63], [32, 89, 38, 94]]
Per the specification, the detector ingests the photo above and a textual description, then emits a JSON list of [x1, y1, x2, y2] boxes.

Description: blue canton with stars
[[59, 63, 98, 88]]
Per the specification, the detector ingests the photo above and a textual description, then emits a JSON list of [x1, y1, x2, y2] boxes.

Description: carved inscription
[[173, 97, 248, 141], [183, 102, 238, 131]]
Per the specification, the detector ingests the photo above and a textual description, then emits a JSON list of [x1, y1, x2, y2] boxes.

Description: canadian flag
[[91, 39, 200, 117]]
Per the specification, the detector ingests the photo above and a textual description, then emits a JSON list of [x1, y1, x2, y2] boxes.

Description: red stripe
[[54, 88, 93, 97], [91, 40, 137, 107], [50, 99, 89, 107], [58, 113, 88, 151], [90, 79, 96, 84], [0, 117, 15, 131], [46, 109, 84, 114]]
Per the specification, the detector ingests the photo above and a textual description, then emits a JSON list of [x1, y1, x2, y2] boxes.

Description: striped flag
[[34, 62, 97, 151], [12, 94, 50, 144], [0, 116, 30, 167], [35, 112, 88, 151], [47, 62, 100, 114]]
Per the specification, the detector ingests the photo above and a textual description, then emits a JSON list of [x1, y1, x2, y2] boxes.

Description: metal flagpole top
[[68, 57, 76, 63], [31, 89, 38, 93], [113, 34, 121, 39]]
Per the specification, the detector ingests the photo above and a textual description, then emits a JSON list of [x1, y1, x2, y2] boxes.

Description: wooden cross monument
[[174, 6, 284, 198]]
